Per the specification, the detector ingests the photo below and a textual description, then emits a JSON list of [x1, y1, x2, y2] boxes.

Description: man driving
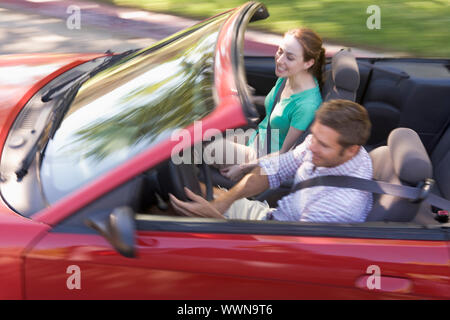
[[170, 99, 373, 223]]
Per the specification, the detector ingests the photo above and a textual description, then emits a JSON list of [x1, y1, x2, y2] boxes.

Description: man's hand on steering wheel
[[169, 187, 225, 219]]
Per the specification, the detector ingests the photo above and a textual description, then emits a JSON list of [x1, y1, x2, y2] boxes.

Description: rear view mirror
[[85, 206, 136, 258]]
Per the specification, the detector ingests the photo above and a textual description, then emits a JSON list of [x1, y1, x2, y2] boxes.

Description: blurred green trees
[[97, 0, 450, 57]]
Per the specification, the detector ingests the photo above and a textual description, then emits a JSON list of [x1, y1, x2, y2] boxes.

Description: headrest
[[388, 128, 433, 185], [325, 86, 355, 101], [332, 49, 360, 92]]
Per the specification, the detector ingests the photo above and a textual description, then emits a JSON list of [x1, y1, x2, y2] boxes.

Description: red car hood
[[0, 53, 105, 216], [0, 53, 105, 132], [0, 53, 105, 105]]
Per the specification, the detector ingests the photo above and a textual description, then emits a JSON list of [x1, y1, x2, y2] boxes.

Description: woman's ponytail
[[313, 47, 326, 91]]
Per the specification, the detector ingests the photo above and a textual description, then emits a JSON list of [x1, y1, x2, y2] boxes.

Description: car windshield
[[40, 12, 230, 205]]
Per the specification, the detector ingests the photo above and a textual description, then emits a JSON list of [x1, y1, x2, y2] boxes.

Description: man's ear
[[346, 145, 360, 158]]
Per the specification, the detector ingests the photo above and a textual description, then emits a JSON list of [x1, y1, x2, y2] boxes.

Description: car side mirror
[[85, 206, 136, 258]]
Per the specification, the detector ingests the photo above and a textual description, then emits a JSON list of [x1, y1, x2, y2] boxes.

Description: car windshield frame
[[37, 12, 234, 207], [16, 2, 267, 223]]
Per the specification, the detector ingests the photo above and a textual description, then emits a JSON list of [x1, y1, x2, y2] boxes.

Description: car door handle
[[355, 275, 413, 294]]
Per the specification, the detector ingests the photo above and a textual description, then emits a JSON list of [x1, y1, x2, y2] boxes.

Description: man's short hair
[[315, 99, 371, 147]]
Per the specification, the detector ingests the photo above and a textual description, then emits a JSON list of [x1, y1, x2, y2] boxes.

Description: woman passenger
[[205, 28, 325, 181]]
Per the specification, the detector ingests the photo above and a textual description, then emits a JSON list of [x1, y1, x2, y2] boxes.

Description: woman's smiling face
[[275, 33, 314, 78]]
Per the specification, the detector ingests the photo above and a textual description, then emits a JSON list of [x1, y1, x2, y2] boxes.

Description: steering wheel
[[162, 161, 213, 202]]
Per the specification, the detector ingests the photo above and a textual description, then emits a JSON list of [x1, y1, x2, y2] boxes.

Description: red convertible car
[[0, 1, 449, 299]]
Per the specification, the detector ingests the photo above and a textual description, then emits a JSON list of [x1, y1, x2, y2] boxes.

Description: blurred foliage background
[[96, 0, 450, 57]]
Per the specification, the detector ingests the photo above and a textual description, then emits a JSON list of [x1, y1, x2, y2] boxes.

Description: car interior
[[66, 49, 450, 231], [243, 50, 450, 226]]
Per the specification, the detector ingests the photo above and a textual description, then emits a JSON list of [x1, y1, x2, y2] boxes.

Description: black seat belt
[[260, 79, 286, 156], [289, 175, 450, 211]]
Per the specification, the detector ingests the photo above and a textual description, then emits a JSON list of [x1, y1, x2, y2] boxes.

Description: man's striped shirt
[[259, 135, 373, 223]]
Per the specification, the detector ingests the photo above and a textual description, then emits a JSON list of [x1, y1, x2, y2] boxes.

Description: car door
[[23, 175, 450, 299], [132, 216, 450, 299]]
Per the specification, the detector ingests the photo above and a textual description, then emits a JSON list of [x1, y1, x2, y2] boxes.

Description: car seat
[[322, 48, 360, 101], [413, 123, 450, 224], [430, 125, 450, 202], [367, 128, 433, 222]]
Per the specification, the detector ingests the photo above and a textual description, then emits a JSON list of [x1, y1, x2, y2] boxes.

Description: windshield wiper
[[15, 78, 85, 181], [15, 49, 139, 181], [41, 49, 138, 102], [41, 73, 85, 102]]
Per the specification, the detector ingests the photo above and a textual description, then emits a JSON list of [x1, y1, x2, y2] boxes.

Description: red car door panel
[[24, 223, 450, 299]]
